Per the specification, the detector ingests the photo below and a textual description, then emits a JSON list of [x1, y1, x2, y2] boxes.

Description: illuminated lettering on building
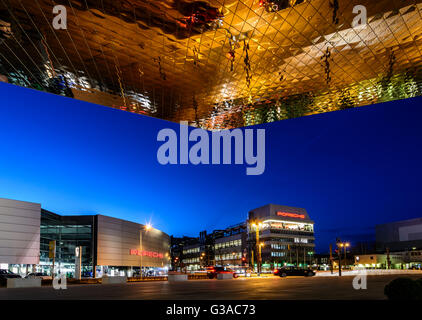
[[130, 249, 164, 259], [276, 211, 305, 219]]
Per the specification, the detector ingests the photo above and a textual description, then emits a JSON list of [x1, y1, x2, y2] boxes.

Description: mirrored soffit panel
[[1, 0, 421, 129]]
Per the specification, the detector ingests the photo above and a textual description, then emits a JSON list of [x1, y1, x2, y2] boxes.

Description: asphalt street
[[1, 274, 421, 300]]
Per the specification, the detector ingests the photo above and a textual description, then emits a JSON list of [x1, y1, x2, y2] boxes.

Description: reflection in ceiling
[[0, 0, 421, 129]]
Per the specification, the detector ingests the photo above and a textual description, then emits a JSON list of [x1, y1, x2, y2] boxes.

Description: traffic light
[[48, 240, 56, 259]]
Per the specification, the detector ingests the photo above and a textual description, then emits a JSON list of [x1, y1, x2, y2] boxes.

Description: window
[[271, 244, 286, 250], [271, 252, 286, 257]]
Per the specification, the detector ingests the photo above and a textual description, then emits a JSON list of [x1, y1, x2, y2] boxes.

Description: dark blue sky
[[1, 82, 421, 253]]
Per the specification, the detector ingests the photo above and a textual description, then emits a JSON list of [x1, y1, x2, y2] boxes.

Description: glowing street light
[[336, 239, 350, 276], [140, 223, 152, 277], [249, 220, 264, 275]]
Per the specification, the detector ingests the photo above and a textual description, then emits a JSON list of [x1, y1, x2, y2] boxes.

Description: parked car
[[273, 267, 316, 277], [0, 270, 21, 285], [25, 272, 52, 280], [206, 266, 239, 279]]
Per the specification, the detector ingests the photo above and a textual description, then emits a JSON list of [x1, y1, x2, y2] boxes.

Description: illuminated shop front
[[39, 210, 170, 278], [40, 210, 95, 277]]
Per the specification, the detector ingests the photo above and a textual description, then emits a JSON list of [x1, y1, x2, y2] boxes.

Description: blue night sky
[[1, 82, 422, 253]]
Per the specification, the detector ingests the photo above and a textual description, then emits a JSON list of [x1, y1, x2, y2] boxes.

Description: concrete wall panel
[[0, 198, 41, 265]]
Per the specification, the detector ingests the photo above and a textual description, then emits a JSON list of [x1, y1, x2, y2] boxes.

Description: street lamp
[[140, 223, 152, 277], [336, 239, 349, 276], [250, 220, 263, 274], [259, 242, 265, 273]]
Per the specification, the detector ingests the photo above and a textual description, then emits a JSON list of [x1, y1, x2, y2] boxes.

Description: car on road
[[207, 266, 239, 279], [273, 267, 316, 277], [0, 270, 22, 285], [25, 272, 52, 280], [232, 267, 253, 277]]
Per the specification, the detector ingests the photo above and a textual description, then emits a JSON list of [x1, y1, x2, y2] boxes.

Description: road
[[1, 274, 421, 300]]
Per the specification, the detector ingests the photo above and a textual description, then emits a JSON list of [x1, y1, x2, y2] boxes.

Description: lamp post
[[250, 221, 262, 274], [258, 242, 264, 274], [140, 223, 152, 277], [336, 239, 349, 276], [337, 243, 342, 276]]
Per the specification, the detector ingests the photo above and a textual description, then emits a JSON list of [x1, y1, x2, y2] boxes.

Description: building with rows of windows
[[248, 204, 315, 271], [171, 204, 315, 272]]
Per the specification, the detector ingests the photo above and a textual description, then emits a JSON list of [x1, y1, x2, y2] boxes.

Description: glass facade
[[40, 210, 95, 277]]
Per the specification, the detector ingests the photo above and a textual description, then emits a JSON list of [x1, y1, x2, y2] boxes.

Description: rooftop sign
[[276, 211, 305, 219]]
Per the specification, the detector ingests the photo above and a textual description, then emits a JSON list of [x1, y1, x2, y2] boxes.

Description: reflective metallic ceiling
[[0, 0, 421, 128]]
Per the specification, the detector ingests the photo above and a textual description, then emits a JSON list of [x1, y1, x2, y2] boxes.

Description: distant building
[[354, 250, 422, 270], [181, 242, 203, 271], [176, 225, 248, 272], [376, 217, 422, 252], [213, 223, 247, 267], [311, 253, 331, 270], [170, 235, 198, 270], [354, 253, 404, 269]]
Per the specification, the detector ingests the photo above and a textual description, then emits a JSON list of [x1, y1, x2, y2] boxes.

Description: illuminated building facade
[[0, 197, 170, 277], [213, 224, 247, 268], [173, 204, 315, 271], [248, 204, 315, 271], [173, 225, 248, 271], [177, 231, 210, 271], [181, 243, 204, 271], [170, 235, 198, 270], [40, 210, 170, 277]]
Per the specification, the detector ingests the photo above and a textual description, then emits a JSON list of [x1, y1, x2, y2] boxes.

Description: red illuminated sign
[[277, 211, 305, 219], [130, 249, 164, 259]]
